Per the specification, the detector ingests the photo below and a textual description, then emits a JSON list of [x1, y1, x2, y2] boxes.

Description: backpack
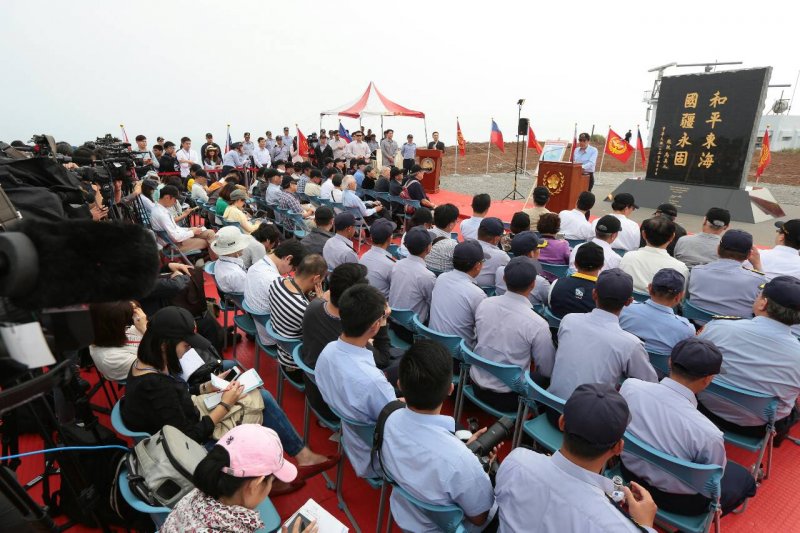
[[399, 183, 416, 215], [125, 425, 208, 508], [370, 400, 406, 480]]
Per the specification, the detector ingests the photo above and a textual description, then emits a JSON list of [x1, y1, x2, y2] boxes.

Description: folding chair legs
[[513, 404, 530, 449], [765, 429, 775, 480], [335, 457, 361, 533], [453, 364, 468, 425], [375, 483, 390, 533], [302, 400, 311, 446], [222, 299, 231, 350]]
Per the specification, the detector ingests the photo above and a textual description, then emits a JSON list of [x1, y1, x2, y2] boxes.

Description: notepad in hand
[[203, 368, 264, 409], [284, 498, 348, 533]]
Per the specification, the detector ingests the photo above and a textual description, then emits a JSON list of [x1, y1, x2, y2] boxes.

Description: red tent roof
[[321, 82, 425, 119]]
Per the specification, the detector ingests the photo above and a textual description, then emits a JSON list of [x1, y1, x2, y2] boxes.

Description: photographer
[[134, 134, 159, 172], [495, 383, 657, 532], [159, 141, 180, 175], [380, 340, 498, 532]]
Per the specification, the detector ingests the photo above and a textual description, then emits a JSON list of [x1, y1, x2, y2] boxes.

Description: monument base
[[609, 179, 785, 224]]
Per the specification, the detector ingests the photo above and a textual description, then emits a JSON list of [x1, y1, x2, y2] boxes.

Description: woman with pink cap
[[162, 424, 319, 533]]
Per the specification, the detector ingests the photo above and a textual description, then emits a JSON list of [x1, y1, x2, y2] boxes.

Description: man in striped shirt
[[267, 254, 328, 379]]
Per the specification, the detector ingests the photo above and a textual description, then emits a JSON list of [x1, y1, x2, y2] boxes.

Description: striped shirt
[[267, 278, 310, 369]]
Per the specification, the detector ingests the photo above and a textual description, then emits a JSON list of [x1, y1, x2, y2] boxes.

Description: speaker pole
[[504, 100, 525, 201]]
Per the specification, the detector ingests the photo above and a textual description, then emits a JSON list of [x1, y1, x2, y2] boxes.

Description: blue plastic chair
[[479, 286, 496, 297], [632, 290, 650, 303], [543, 306, 562, 329], [118, 466, 170, 527], [608, 432, 722, 533], [647, 351, 670, 377], [566, 239, 586, 248], [387, 243, 402, 260], [388, 308, 417, 349], [328, 407, 391, 533], [681, 299, 718, 324], [459, 340, 526, 444], [702, 379, 778, 484], [241, 299, 276, 375], [287, 211, 310, 239], [427, 266, 446, 277], [110, 399, 150, 443], [264, 320, 304, 405], [412, 316, 468, 423], [614, 248, 627, 257], [519, 372, 566, 452], [204, 260, 244, 352], [388, 482, 468, 533], [154, 230, 202, 265], [540, 262, 570, 278]]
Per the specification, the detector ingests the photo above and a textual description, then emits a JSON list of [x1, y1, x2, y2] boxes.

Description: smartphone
[[288, 512, 312, 530]]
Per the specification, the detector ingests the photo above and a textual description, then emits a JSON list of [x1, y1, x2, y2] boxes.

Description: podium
[[416, 149, 443, 193], [536, 162, 588, 213]]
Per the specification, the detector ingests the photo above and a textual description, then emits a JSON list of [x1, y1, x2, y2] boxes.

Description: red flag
[[456, 120, 466, 156], [490, 120, 505, 153], [636, 127, 646, 168], [604, 128, 635, 163], [120, 124, 129, 143], [297, 126, 309, 157], [527, 125, 543, 154], [570, 124, 577, 162], [756, 128, 771, 178]]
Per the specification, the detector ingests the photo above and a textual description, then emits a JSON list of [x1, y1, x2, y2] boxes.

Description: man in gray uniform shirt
[[674, 207, 730, 268]]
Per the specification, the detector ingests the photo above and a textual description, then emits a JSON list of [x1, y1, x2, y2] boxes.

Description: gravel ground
[[440, 171, 800, 247]]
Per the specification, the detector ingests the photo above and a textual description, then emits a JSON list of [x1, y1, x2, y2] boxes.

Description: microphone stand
[[503, 101, 525, 201]]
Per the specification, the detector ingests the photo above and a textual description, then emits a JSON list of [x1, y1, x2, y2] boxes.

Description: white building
[[757, 115, 800, 151]]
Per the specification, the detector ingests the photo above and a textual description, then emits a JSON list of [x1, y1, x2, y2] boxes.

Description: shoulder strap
[[431, 236, 447, 246], [371, 400, 406, 480]]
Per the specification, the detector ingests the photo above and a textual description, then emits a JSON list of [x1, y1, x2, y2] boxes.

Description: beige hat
[[211, 226, 249, 255]]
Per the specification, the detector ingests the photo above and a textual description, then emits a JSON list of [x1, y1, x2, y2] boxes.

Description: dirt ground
[[439, 141, 798, 186]]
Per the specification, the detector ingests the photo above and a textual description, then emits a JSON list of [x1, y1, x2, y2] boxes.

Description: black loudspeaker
[[518, 118, 530, 136]]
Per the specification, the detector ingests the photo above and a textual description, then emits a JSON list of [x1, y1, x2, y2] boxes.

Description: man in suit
[[313, 133, 334, 167], [427, 131, 445, 151]]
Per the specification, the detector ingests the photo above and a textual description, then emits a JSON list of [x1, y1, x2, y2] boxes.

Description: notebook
[[203, 368, 264, 409], [283, 499, 348, 533]]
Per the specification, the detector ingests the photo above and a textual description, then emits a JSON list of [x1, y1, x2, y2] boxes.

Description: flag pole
[[523, 131, 530, 176], [453, 116, 460, 176], [598, 125, 609, 173], [485, 118, 492, 177], [632, 124, 638, 178]]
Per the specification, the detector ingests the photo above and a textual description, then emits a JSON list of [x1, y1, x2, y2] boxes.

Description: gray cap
[[370, 218, 396, 243], [510, 231, 544, 256], [596, 268, 633, 301], [404, 226, 433, 255], [452, 240, 484, 265], [479, 217, 505, 237], [503, 256, 539, 289], [334, 212, 356, 230], [563, 383, 630, 448], [670, 337, 724, 377], [651, 268, 685, 292]]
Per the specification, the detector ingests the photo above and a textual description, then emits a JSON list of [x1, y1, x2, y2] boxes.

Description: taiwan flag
[[490, 120, 505, 153], [527, 125, 543, 155], [297, 126, 309, 157], [636, 127, 646, 168], [604, 128, 635, 163], [338, 122, 352, 143]]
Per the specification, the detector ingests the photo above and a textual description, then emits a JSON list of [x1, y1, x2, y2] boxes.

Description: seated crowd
[[82, 131, 800, 533]]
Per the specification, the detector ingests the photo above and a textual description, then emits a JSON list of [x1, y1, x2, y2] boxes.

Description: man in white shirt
[[190, 171, 209, 203], [242, 132, 255, 158], [211, 227, 251, 294], [343, 131, 371, 163], [175, 137, 200, 179], [619, 216, 689, 293], [330, 131, 347, 161], [134, 134, 158, 170], [592, 193, 640, 251], [150, 185, 214, 252], [570, 215, 622, 272], [460, 193, 491, 241], [244, 239, 305, 344], [760, 219, 800, 280], [559, 191, 595, 241], [252, 137, 272, 168]]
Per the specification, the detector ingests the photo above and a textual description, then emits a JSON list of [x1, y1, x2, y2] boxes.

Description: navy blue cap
[[510, 231, 544, 256], [720, 229, 753, 254], [404, 226, 433, 255], [563, 383, 630, 448], [670, 337, 724, 377], [596, 268, 633, 301], [503, 256, 539, 289], [453, 240, 484, 265], [369, 218, 396, 243], [334, 212, 356, 230], [479, 217, 505, 237], [595, 214, 622, 234], [762, 275, 800, 311], [651, 268, 685, 293]]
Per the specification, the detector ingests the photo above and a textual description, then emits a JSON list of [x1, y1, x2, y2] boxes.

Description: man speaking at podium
[[574, 133, 598, 191]]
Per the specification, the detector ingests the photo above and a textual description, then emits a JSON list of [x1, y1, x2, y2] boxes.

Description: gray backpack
[[125, 425, 208, 508]]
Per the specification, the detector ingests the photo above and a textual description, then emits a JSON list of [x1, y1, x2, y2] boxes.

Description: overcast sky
[[2, 0, 798, 149]]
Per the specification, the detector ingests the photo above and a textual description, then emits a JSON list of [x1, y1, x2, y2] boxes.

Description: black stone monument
[[611, 67, 784, 222]]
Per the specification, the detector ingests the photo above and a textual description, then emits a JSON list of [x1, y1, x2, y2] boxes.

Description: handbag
[[191, 389, 264, 440], [399, 183, 416, 215]]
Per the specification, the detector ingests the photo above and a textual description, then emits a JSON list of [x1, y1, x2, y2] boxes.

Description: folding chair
[[543, 306, 562, 329], [607, 432, 722, 533], [479, 286, 496, 297], [459, 340, 526, 445], [632, 290, 650, 303], [682, 299, 718, 324], [287, 211, 310, 239], [154, 230, 202, 265], [518, 371, 566, 452], [540, 262, 570, 279], [264, 319, 305, 405], [388, 482, 468, 533], [204, 261, 240, 351], [702, 379, 778, 485], [110, 399, 149, 443], [647, 350, 670, 377], [412, 316, 467, 423], [566, 239, 585, 248], [328, 408, 392, 533]]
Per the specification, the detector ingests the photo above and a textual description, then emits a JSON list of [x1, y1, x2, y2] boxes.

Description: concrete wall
[[757, 115, 800, 151]]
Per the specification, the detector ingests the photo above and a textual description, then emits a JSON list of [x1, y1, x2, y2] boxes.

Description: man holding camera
[[379, 340, 498, 532], [495, 383, 658, 532]]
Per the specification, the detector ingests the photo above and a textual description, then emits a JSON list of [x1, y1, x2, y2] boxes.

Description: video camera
[[10, 134, 72, 164], [465, 416, 514, 477]]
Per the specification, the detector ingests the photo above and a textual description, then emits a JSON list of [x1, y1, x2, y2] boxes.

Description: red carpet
[[10, 270, 800, 532], [428, 189, 526, 224]]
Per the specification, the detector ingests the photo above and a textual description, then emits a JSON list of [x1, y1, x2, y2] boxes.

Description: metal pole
[[423, 118, 429, 146], [523, 133, 530, 176], [598, 125, 608, 173], [485, 119, 492, 177]]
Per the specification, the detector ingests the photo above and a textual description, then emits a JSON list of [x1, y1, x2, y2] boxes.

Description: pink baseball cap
[[217, 425, 298, 483]]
